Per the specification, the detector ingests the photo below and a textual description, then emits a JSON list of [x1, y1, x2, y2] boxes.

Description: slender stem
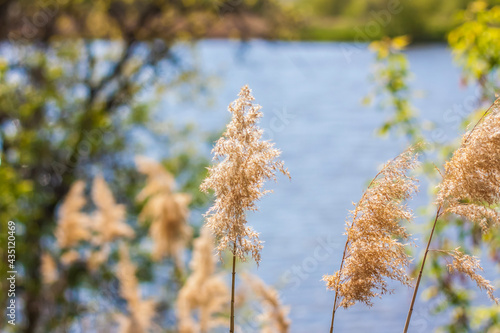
[[463, 100, 496, 144], [329, 238, 349, 333], [229, 243, 237, 333], [330, 307, 335, 333], [403, 206, 442, 333]]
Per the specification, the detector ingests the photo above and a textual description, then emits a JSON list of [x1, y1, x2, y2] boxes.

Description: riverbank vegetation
[[296, 0, 497, 41]]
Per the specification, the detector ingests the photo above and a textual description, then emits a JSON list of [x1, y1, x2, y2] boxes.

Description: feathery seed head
[[200, 85, 290, 263], [177, 227, 229, 332], [117, 244, 156, 333], [445, 247, 498, 303], [41, 252, 58, 285], [91, 175, 134, 244], [55, 180, 91, 248], [60, 249, 80, 265], [437, 98, 500, 231], [136, 156, 192, 263], [324, 146, 419, 308], [242, 274, 291, 333]]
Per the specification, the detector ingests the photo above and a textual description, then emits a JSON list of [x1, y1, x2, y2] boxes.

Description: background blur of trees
[[0, 1, 295, 332]]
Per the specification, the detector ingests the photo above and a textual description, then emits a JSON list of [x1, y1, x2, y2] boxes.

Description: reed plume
[[200, 85, 290, 332], [55, 177, 135, 271], [404, 98, 500, 332], [444, 248, 498, 303], [41, 252, 58, 285], [60, 250, 80, 265], [91, 175, 135, 244], [87, 244, 111, 271], [325, 146, 419, 332], [136, 156, 192, 264], [116, 243, 156, 333], [437, 99, 500, 231], [177, 227, 228, 333], [242, 274, 290, 333], [55, 180, 91, 248]]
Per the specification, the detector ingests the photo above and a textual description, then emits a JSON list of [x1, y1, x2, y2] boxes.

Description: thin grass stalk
[[463, 101, 496, 143], [230, 243, 237, 333], [329, 240, 348, 333], [403, 206, 441, 333]]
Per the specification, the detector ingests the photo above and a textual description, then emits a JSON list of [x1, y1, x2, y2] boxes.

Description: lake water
[[160, 40, 493, 332]]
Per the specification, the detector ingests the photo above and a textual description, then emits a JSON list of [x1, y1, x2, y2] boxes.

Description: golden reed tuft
[[200, 85, 290, 263], [443, 248, 498, 303], [116, 244, 156, 333], [56, 177, 136, 270], [242, 274, 291, 333], [41, 252, 58, 285], [324, 146, 419, 309], [177, 227, 228, 333], [91, 175, 135, 244], [55, 180, 91, 249], [437, 99, 500, 231], [434, 98, 500, 303], [201, 85, 290, 333], [60, 249, 80, 266], [404, 99, 500, 332], [136, 156, 192, 264], [88, 176, 134, 271]]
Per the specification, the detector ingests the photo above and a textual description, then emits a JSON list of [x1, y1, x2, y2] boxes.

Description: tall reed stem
[[230, 243, 236, 333], [403, 206, 441, 333], [329, 239, 349, 333]]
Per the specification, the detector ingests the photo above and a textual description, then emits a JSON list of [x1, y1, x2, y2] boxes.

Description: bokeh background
[[1, 0, 500, 332]]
